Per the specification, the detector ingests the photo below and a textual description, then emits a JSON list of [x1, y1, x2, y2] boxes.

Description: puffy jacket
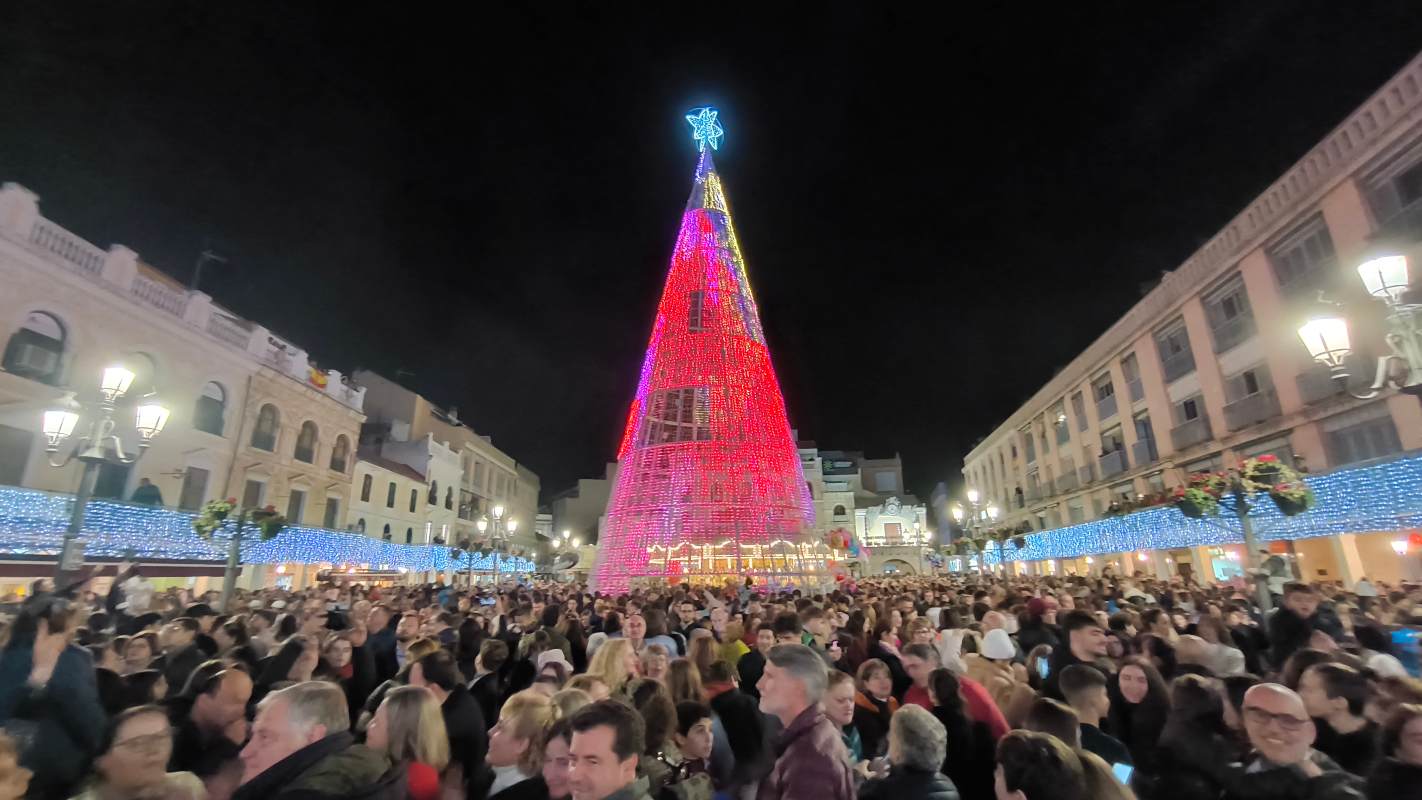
[[756, 706, 854, 800], [859, 768, 961, 800], [0, 640, 106, 800]]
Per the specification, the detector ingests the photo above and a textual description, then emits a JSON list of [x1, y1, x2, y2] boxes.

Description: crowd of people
[[2, 563, 1421, 800]]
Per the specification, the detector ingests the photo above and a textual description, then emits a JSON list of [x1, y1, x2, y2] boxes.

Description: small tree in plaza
[[192, 498, 288, 608]]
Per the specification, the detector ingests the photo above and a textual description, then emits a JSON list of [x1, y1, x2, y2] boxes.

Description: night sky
[[3, 4, 1421, 501]]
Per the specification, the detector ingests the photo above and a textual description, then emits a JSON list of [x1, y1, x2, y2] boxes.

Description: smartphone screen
[[1036, 659, 1050, 679], [1112, 763, 1134, 784]]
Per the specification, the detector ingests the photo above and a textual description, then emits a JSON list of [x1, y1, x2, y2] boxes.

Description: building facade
[[353, 370, 541, 553], [960, 53, 1422, 585], [0, 182, 364, 531], [796, 441, 931, 574]]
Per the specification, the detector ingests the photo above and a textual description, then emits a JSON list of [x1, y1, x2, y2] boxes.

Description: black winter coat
[[1365, 757, 1422, 800], [443, 684, 490, 781], [859, 767, 961, 800]]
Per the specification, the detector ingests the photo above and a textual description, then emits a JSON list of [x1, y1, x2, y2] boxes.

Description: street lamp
[[1298, 251, 1422, 398], [951, 490, 1000, 574], [43, 365, 169, 577]]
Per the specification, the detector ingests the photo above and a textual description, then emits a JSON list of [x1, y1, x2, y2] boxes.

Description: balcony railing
[[1224, 390, 1282, 431], [1212, 314, 1257, 354], [1056, 471, 1079, 494], [1161, 349, 1196, 383], [1096, 394, 1118, 421], [1078, 463, 1096, 485], [1170, 416, 1212, 451], [1296, 368, 1340, 405], [1100, 449, 1129, 478], [1131, 439, 1158, 467], [1127, 378, 1144, 403], [1056, 425, 1070, 445]]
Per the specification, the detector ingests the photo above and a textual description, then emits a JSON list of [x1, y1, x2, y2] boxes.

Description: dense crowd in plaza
[[1, 565, 1421, 800]]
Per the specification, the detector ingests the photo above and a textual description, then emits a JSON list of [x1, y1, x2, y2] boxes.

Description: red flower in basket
[[1258, 454, 1278, 462]]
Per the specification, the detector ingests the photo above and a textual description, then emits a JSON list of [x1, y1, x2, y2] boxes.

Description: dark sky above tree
[[3, 4, 1420, 500]]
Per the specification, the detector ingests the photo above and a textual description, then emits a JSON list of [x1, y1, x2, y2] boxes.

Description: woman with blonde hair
[[718, 620, 750, 666], [666, 659, 705, 704], [476, 690, 556, 800], [640, 643, 671, 681], [366, 685, 450, 800], [587, 638, 638, 695]]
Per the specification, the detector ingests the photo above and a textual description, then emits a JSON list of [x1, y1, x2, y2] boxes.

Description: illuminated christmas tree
[[590, 109, 825, 592]]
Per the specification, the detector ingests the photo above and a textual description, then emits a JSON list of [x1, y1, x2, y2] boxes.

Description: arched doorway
[[881, 558, 916, 575]]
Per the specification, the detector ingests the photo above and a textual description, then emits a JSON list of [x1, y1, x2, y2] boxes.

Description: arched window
[[833, 505, 847, 518], [382, 523, 391, 541], [294, 421, 318, 463], [360, 474, 373, 502], [428, 480, 439, 506], [251, 404, 280, 451], [329, 435, 350, 472], [194, 382, 226, 435], [405, 528, 413, 543], [409, 489, 418, 513], [3, 311, 66, 385], [445, 487, 453, 510]]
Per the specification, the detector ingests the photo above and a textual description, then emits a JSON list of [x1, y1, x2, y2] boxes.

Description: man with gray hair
[[234, 681, 404, 800], [859, 705, 961, 800], [756, 644, 854, 800]]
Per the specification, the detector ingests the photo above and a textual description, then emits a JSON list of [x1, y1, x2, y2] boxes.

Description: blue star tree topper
[[685, 107, 724, 152]]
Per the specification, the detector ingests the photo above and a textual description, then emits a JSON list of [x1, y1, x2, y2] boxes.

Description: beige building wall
[[960, 52, 1422, 579], [0, 183, 364, 524]]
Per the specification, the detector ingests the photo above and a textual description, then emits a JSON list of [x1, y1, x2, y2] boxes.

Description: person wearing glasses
[[69, 705, 203, 800], [1224, 683, 1365, 800]]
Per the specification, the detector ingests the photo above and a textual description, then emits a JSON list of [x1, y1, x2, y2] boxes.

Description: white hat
[[537, 649, 574, 675], [248, 600, 264, 610], [982, 628, 1016, 661], [270, 600, 287, 610]]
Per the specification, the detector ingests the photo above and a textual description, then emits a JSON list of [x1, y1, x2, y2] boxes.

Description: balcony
[[1099, 449, 1129, 478], [1056, 471, 1079, 494], [1212, 314, 1257, 354], [1170, 416, 1212, 451], [1296, 368, 1340, 405], [1078, 463, 1096, 485], [1025, 485, 1042, 503], [1056, 425, 1070, 445], [1127, 378, 1144, 403], [1096, 394, 1118, 421], [1131, 439, 1158, 467], [1161, 349, 1196, 383], [1224, 390, 1282, 432]]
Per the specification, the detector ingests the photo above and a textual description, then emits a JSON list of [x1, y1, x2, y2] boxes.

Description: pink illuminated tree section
[[591, 124, 826, 592]]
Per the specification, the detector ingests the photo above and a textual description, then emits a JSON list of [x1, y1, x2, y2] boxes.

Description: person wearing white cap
[[963, 628, 1036, 728], [537, 648, 575, 685]]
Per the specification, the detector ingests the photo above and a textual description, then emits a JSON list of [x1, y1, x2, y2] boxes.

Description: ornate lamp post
[[1298, 251, 1422, 400], [950, 489, 1000, 574], [42, 365, 170, 578], [477, 504, 517, 585]]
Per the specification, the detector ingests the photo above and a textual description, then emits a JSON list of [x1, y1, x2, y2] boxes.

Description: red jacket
[[903, 676, 1009, 740]]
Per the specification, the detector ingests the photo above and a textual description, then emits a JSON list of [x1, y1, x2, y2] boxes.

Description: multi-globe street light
[[42, 365, 170, 578], [950, 488, 1000, 574], [1298, 251, 1422, 399]]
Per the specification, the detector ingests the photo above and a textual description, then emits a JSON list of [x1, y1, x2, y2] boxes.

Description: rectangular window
[[1224, 365, 1272, 402], [882, 522, 902, 544], [1071, 392, 1088, 432], [360, 474, 372, 502], [409, 489, 418, 513], [287, 489, 306, 523], [473, 461, 485, 489], [178, 467, 210, 511], [1324, 408, 1404, 466], [1364, 148, 1422, 233], [639, 387, 712, 447], [1204, 273, 1256, 353], [1268, 215, 1337, 295], [1122, 353, 1144, 402], [1177, 396, 1203, 422], [1093, 374, 1118, 421], [1155, 320, 1196, 382], [688, 291, 706, 333], [323, 498, 340, 529], [242, 479, 264, 509], [1067, 501, 1085, 524], [386, 481, 397, 508]]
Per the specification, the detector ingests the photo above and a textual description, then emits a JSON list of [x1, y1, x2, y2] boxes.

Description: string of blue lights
[[0, 490, 533, 572], [977, 452, 1422, 564]]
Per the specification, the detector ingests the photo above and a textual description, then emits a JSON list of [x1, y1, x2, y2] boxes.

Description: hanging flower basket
[[1173, 487, 1220, 518], [1269, 482, 1316, 516], [192, 497, 236, 539], [249, 506, 287, 540]]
